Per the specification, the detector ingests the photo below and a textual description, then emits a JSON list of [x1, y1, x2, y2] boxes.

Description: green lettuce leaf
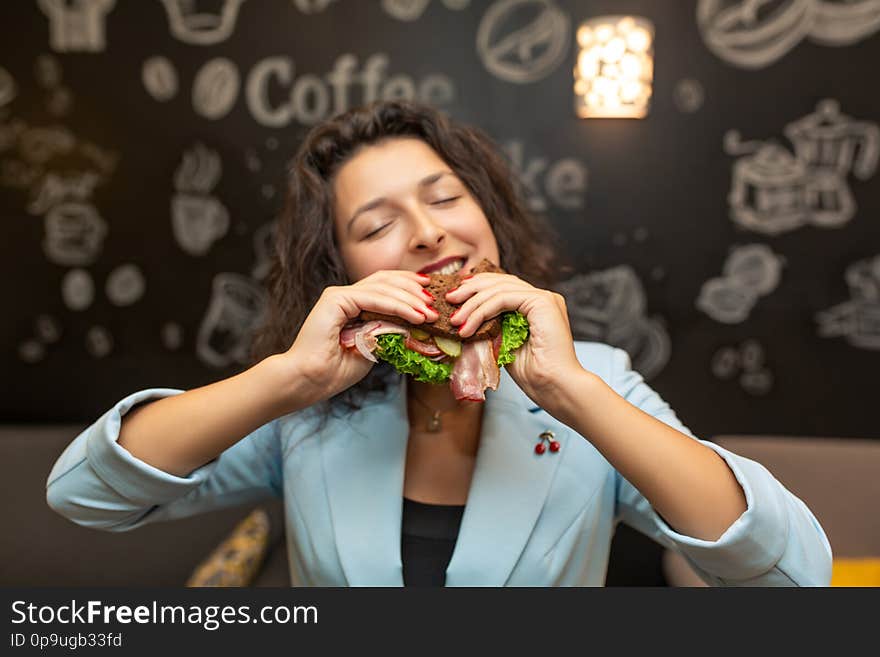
[[497, 311, 529, 366], [375, 334, 452, 383], [374, 311, 529, 383]]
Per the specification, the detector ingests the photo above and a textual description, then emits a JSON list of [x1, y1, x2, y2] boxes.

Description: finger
[[335, 288, 430, 325], [367, 269, 434, 288], [445, 273, 515, 303], [453, 287, 531, 338], [370, 282, 440, 320]]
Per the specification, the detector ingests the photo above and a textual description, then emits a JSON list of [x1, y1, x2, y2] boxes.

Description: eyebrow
[[346, 171, 453, 234]]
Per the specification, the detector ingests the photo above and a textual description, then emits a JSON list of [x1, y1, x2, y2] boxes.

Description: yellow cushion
[[186, 508, 271, 587], [830, 558, 880, 587]]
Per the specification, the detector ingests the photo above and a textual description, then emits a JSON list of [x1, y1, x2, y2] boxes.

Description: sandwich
[[339, 258, 529, 401]]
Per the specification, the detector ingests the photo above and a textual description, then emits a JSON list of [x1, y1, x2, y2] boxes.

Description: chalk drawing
[[380, 0, 470, 20], [105, 263, 146, 307], [381, 0, 431, 21], [34, 54, 62, 89], [27, 171, 102, 216], [809, 0, 880, 45], [161, 0, 247, 46], [726, 100, 878, 235], [697, 0, 880, 69], [172, 143, 230, 256], [555, 266, 671, 380], [292, 0, 339, 13], [61, 268, 95, 311], [673, 78, 704, 113], [18, 126, 76, 166], [47, 86, 73, 117], [37, 0, 116, 53], [710, 338, 774, 394], [197, 273, 268, 368], [477, 0, 571, 84], [142, 56, 179, 102], [85, 325, 113, 358], [35, 314, 63, 343], [816, 252, 880, 350], [0, 67, 16, 109], [785, 99, 879, 181], [502, 140, 588, 212], [19, 340, 47, 364], [161, 322, 184, 350], [193, 58, 240, 120], [697, 244, 785, 323], [43, 202, 108, 266], [251, 222, 276, 281]]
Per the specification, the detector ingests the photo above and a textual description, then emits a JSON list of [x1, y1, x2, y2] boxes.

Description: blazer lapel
[[318, 368, 571, 587], [444, 368, 571, 586], [319, 379, 409, 586]]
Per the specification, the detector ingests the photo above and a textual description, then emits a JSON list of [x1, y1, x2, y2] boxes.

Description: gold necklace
[[409, 392, 446, 433]]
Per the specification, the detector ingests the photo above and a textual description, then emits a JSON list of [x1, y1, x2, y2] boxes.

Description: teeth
[[436, 259, 465, 275]]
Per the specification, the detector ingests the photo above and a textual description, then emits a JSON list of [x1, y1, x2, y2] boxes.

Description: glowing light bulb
[[627, 27, 651, 52], [601, 37, 627, 63]]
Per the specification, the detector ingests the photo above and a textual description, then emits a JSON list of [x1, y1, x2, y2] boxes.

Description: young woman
[[46, 101, 832, 586]]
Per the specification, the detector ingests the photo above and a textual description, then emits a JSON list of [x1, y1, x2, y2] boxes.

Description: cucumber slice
[[434, 336, 461, 357], [409, 328, 430, 341]]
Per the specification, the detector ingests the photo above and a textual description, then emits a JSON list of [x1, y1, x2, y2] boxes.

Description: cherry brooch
[[534, 430, 560, 455]]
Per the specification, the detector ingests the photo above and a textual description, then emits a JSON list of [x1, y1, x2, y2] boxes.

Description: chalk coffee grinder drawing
[[725, 100, 878, 235]]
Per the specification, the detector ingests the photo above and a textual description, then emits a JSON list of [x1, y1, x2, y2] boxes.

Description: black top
[[401, 497, 465, 587]]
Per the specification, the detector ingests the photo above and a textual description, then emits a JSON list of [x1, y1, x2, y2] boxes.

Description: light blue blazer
[[46, 341, 833, 586]]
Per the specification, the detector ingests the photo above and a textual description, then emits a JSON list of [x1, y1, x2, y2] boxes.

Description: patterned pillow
[[186, 508, 272, 587]]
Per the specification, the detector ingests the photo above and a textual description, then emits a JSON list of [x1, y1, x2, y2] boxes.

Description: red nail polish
[[449, 309, 458, 320], [422, 289, 434, 300], [461, 274, 474, 280], [447, 286, 459, 294]]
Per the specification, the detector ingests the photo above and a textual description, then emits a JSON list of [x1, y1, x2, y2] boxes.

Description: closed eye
[[431, 196, 461, 206], [363, 223, 391, 238]]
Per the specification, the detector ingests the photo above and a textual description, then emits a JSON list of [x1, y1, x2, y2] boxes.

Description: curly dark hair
[[249, 100, 569, 421]]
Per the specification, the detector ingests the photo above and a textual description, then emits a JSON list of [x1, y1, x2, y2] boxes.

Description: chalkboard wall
[[1, 0, 878, 443]]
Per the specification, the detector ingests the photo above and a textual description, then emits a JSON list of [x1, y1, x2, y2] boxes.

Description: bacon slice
[[449, 340, 500, 401]]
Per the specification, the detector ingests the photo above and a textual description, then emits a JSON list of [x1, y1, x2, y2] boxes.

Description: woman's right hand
[[282, 270, 439, 405]]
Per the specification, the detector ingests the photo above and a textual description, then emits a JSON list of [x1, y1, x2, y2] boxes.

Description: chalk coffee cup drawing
[[161, 0, 246, 46], [172, 194, 230, 256], [197, 273, 268, 368]]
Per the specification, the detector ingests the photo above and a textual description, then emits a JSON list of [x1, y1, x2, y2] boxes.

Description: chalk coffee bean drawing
[[382, 0, 431, 21], [251, 222, 276, 282], [34, 54, 62, 89], [161, 0, 247, 46], [710, 339, 773, 395], [697, 244, 785, 324], [477, 0, 571, 84], [35, 314, 63, 344], [37, 0, 117, 53], [143, 56, 179, 102], [673, 78, 704, 113], [19, 340, 47, 364], [105, 264, 146, 307], [193, 58, 241, 120], [61, 268, 95, 312], [85, 325, 113, 358]]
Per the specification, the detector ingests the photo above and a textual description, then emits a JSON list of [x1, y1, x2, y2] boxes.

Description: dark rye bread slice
[[359, 258, 504, 343]]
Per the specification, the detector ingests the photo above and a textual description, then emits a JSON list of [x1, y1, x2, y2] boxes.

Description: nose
[[408, 205, 446, 251]]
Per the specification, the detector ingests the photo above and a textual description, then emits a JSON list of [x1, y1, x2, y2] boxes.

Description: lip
[[418, 256, 467, 275]]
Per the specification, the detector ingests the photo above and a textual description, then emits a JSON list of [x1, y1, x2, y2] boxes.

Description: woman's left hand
[[445, 273, 584, 407]]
